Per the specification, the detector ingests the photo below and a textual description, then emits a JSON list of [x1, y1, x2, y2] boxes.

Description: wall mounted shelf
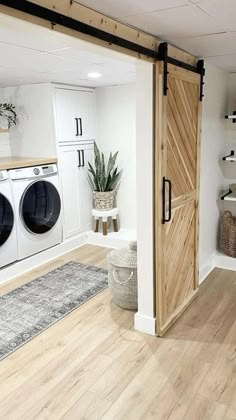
[[0, 128, 9, 133], [221, 189, 236, 201]]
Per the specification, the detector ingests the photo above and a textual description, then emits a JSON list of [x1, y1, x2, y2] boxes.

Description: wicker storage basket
[[107, 241, 137, 310], [220, 211, 236, 258], [93, 190, 114, 210]]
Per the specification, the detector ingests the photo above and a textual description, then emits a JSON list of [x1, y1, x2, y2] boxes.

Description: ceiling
[[0, 14, 136, 88], [78, 0, 236, 72]]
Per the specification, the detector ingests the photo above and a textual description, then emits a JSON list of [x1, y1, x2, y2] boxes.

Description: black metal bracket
[[223, 150, 235, 161], [197, 59, 205, 101], [221, 189, 232, 200], [225, 111, 236, 123], [158, 43, 205, 100], [158, 42, 169, 96]]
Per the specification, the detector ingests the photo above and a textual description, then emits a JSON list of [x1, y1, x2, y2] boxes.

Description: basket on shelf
[[220, 211, 236, 258]]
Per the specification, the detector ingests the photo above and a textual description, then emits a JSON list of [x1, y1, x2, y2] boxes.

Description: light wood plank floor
[[0, 244, 235, 420]]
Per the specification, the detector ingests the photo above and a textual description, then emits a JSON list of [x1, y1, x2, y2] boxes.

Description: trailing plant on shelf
[[88, 142, 121, 210], [0, 103, 17, 129]]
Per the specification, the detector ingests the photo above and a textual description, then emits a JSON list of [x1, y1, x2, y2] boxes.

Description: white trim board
[[134, 313, 156, 336], [214, 251, 236, 271], [199, 251, 236, 284], [199, 254, 215, 284]]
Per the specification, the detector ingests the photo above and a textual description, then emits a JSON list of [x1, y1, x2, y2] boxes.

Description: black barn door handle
[[162, 177, 172, 224]]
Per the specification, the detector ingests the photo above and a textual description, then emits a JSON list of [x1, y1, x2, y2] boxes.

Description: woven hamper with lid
[[220, 211, 236, 258], [107, 241, 137, 310]]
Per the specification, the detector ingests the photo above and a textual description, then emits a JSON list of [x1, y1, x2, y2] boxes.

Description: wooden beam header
[[0, 0, 197, 65]]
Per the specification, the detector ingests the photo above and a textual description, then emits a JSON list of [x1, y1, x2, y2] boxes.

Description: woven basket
[[220, 211, 236, 258], [93, 190, 114, 210], [107, 241, 137, 310]]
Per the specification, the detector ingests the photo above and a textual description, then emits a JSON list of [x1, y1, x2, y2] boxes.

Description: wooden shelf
[[0, 128, 9, 133]]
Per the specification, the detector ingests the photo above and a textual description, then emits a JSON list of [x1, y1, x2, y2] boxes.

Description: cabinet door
[[75, 91, 96, 141], [55, 89, 78, 142], [59, 146, 81, 238], [78, 145, 93, 231]]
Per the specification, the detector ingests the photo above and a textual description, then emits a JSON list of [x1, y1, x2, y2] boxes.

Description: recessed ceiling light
[[87, 72, 102, 79]]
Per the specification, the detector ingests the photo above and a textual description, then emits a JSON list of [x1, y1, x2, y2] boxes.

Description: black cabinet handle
[[77, 150, 81, 167], [81, 150, 85, 167], [162, 177, 172, 224], [78, 118, 83, 136], [75, 118, 79, 136]]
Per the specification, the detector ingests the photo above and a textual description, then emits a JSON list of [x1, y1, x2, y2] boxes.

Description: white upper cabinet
[[55, 88, 96, 143], [55, 89, 76, 142]]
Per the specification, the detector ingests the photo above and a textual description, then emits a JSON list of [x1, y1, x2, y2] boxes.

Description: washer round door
[[0, 193, 14, 246], [21, 180, 61, 234]]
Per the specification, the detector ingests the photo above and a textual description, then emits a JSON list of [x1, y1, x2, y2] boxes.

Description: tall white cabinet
[[54, 86, 96, 239], [59, 143, 93, 239]]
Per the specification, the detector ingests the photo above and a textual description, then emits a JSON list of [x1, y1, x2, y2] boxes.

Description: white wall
[[95, 84, 136, 231], [2, 83, 57, 158], [0, 89, 11, 157], [199, 63, 228, 280], [0, 132, 10, 157]]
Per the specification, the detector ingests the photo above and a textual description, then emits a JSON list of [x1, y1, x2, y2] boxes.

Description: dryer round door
[[20, 180, 61, 234], [0, 193, 14, 246]]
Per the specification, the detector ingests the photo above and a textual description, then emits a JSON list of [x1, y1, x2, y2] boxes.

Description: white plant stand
[[92, 208, 119, 236]]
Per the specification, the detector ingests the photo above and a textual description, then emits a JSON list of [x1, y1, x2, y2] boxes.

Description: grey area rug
[[0, 262, 108, 360]]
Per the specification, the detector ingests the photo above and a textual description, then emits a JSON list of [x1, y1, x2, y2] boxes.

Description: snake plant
[[88, 142, 121, 192], [0, 103, 17, 129]]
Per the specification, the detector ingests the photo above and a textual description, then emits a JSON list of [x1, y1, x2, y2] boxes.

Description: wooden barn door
[[155, 63, 202, 336]]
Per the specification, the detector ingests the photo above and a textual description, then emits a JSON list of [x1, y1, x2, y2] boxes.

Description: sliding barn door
[[155, 63, 201, 336]]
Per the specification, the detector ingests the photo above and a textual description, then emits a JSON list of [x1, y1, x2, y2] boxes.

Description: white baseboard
[[134, 312, 156, 336], [214, 251, 236, 271], [199, 255, 215, 285], [86, 229, 136, 249], [0, 233, 87, 285]]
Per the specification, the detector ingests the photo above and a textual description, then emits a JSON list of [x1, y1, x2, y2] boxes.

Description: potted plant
[[0, 103, 17, 129], [88, 142, 121, 210]]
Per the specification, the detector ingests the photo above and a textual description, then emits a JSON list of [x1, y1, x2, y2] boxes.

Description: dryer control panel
[[9, 164, 58, 180]]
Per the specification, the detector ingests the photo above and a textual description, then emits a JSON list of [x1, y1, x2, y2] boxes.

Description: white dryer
[[0, 170, 17, 268], [9, 164, 62, 261]]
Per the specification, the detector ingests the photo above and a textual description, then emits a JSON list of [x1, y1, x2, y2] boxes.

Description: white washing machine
[[0, 170, 17, 268], [9, 164, 62, 261]]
